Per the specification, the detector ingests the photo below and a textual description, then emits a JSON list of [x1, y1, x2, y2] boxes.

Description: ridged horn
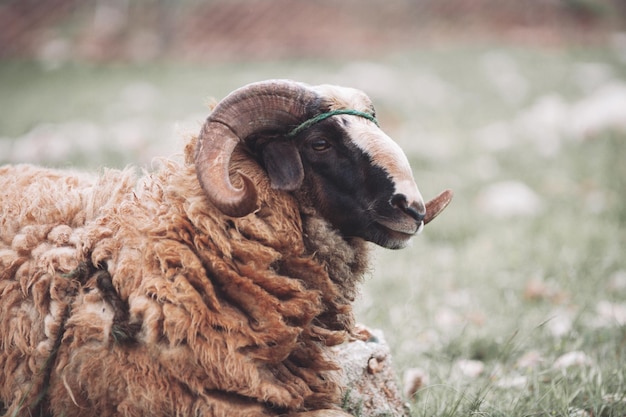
[[424, 189, 453, 225], [195, 80, 318, 217]]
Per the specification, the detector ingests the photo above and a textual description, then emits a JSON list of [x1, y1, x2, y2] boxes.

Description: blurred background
[[1, 0, 626, 166], [2, 0, 623, 61], [2, 0, 625, 62], [1, 1, 626, 415]]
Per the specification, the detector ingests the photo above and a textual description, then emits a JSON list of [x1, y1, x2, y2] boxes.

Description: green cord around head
[[286, 109, 378, 137]]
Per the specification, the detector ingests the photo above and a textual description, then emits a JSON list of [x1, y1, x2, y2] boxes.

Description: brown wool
[[0, 136, 369, 416]]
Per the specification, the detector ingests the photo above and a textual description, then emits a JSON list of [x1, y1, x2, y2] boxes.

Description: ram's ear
[[261, 141, 304, 191]]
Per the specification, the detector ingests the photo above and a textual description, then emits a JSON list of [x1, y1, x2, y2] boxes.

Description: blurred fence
[[1, 0, 624, 64]]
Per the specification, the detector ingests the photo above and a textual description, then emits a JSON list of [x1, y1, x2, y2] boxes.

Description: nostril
[[390, 194, 425, 222], [403, 203, 426, 224], [390, 193, 408, 210], [405, 204, 425, 222]]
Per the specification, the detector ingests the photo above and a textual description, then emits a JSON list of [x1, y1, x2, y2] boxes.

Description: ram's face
[[195, 80, 449, 247], [260, 86, 425, 249], [303, 117, 424, 249]]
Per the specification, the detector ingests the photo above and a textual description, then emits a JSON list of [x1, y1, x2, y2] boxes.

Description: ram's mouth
[[375, 217, 422, 238], [367, 189, 453, 249], [375, 189, 453, 244], [369, 219, 419, 249]]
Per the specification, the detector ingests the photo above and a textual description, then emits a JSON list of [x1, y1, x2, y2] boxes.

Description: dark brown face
[[259, 116, 426, 249]]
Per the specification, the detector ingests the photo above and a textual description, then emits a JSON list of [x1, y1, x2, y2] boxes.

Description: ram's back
[[0, 164, 137, 415], [0, 164, 139, 237]]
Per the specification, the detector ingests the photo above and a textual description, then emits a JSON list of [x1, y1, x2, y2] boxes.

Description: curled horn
[[195, 80, 318, 217]]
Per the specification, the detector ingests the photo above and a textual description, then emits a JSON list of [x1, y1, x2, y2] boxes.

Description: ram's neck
[[300, 212, 371, 303]]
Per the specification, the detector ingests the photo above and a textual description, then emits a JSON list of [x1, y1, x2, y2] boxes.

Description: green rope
[[286, 109, 378, 137]]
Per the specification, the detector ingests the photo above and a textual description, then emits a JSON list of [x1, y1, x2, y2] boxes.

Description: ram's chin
[[368, 224, 415, 250]]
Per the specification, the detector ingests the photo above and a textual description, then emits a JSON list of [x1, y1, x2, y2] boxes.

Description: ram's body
[[0, 80, 451, 417], [0, 148, 362, 416]]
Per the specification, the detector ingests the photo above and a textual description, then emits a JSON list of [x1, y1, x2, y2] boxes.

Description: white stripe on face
[[344, 117, 425, 211], [310, 83, 424, 212]]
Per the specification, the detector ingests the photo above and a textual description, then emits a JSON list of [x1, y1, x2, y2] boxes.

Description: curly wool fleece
[[0, 137, 369, 417]]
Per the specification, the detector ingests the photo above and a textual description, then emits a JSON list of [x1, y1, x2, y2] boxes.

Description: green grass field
[[1, 43, 625, 416]]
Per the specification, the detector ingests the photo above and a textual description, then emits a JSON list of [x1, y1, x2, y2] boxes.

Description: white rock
[[333, 327, 409, 417], [495, 374, 528, 389], [567, 82, 626, 139], [402, 367, 429, 398], [608, 270, 626, 292], [547, 310, 574, 338], [36, 37, 72, 70], [476, 181, 543, 218], [516, 350, 545, 369], [568, 407, 592, 417], [434, 307, 463, 330], [603, 393, 626, 404], [595, 300, 626, 326], [11, 123, 73, 163], [514, 94, 569, 157], [454, 359, 485, 378], [553, 351, 593, 370]]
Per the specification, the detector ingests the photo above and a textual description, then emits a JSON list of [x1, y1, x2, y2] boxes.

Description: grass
[[1, 43, 625, 416]]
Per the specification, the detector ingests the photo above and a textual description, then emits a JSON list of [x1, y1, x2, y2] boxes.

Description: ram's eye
[[311, 139, 331, 152]]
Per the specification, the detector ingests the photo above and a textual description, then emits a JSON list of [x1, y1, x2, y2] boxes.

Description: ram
[[0, 79, 452, 417]]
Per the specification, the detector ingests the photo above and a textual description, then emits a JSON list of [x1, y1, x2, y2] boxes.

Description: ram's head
[[195, 80, 452, 249]]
